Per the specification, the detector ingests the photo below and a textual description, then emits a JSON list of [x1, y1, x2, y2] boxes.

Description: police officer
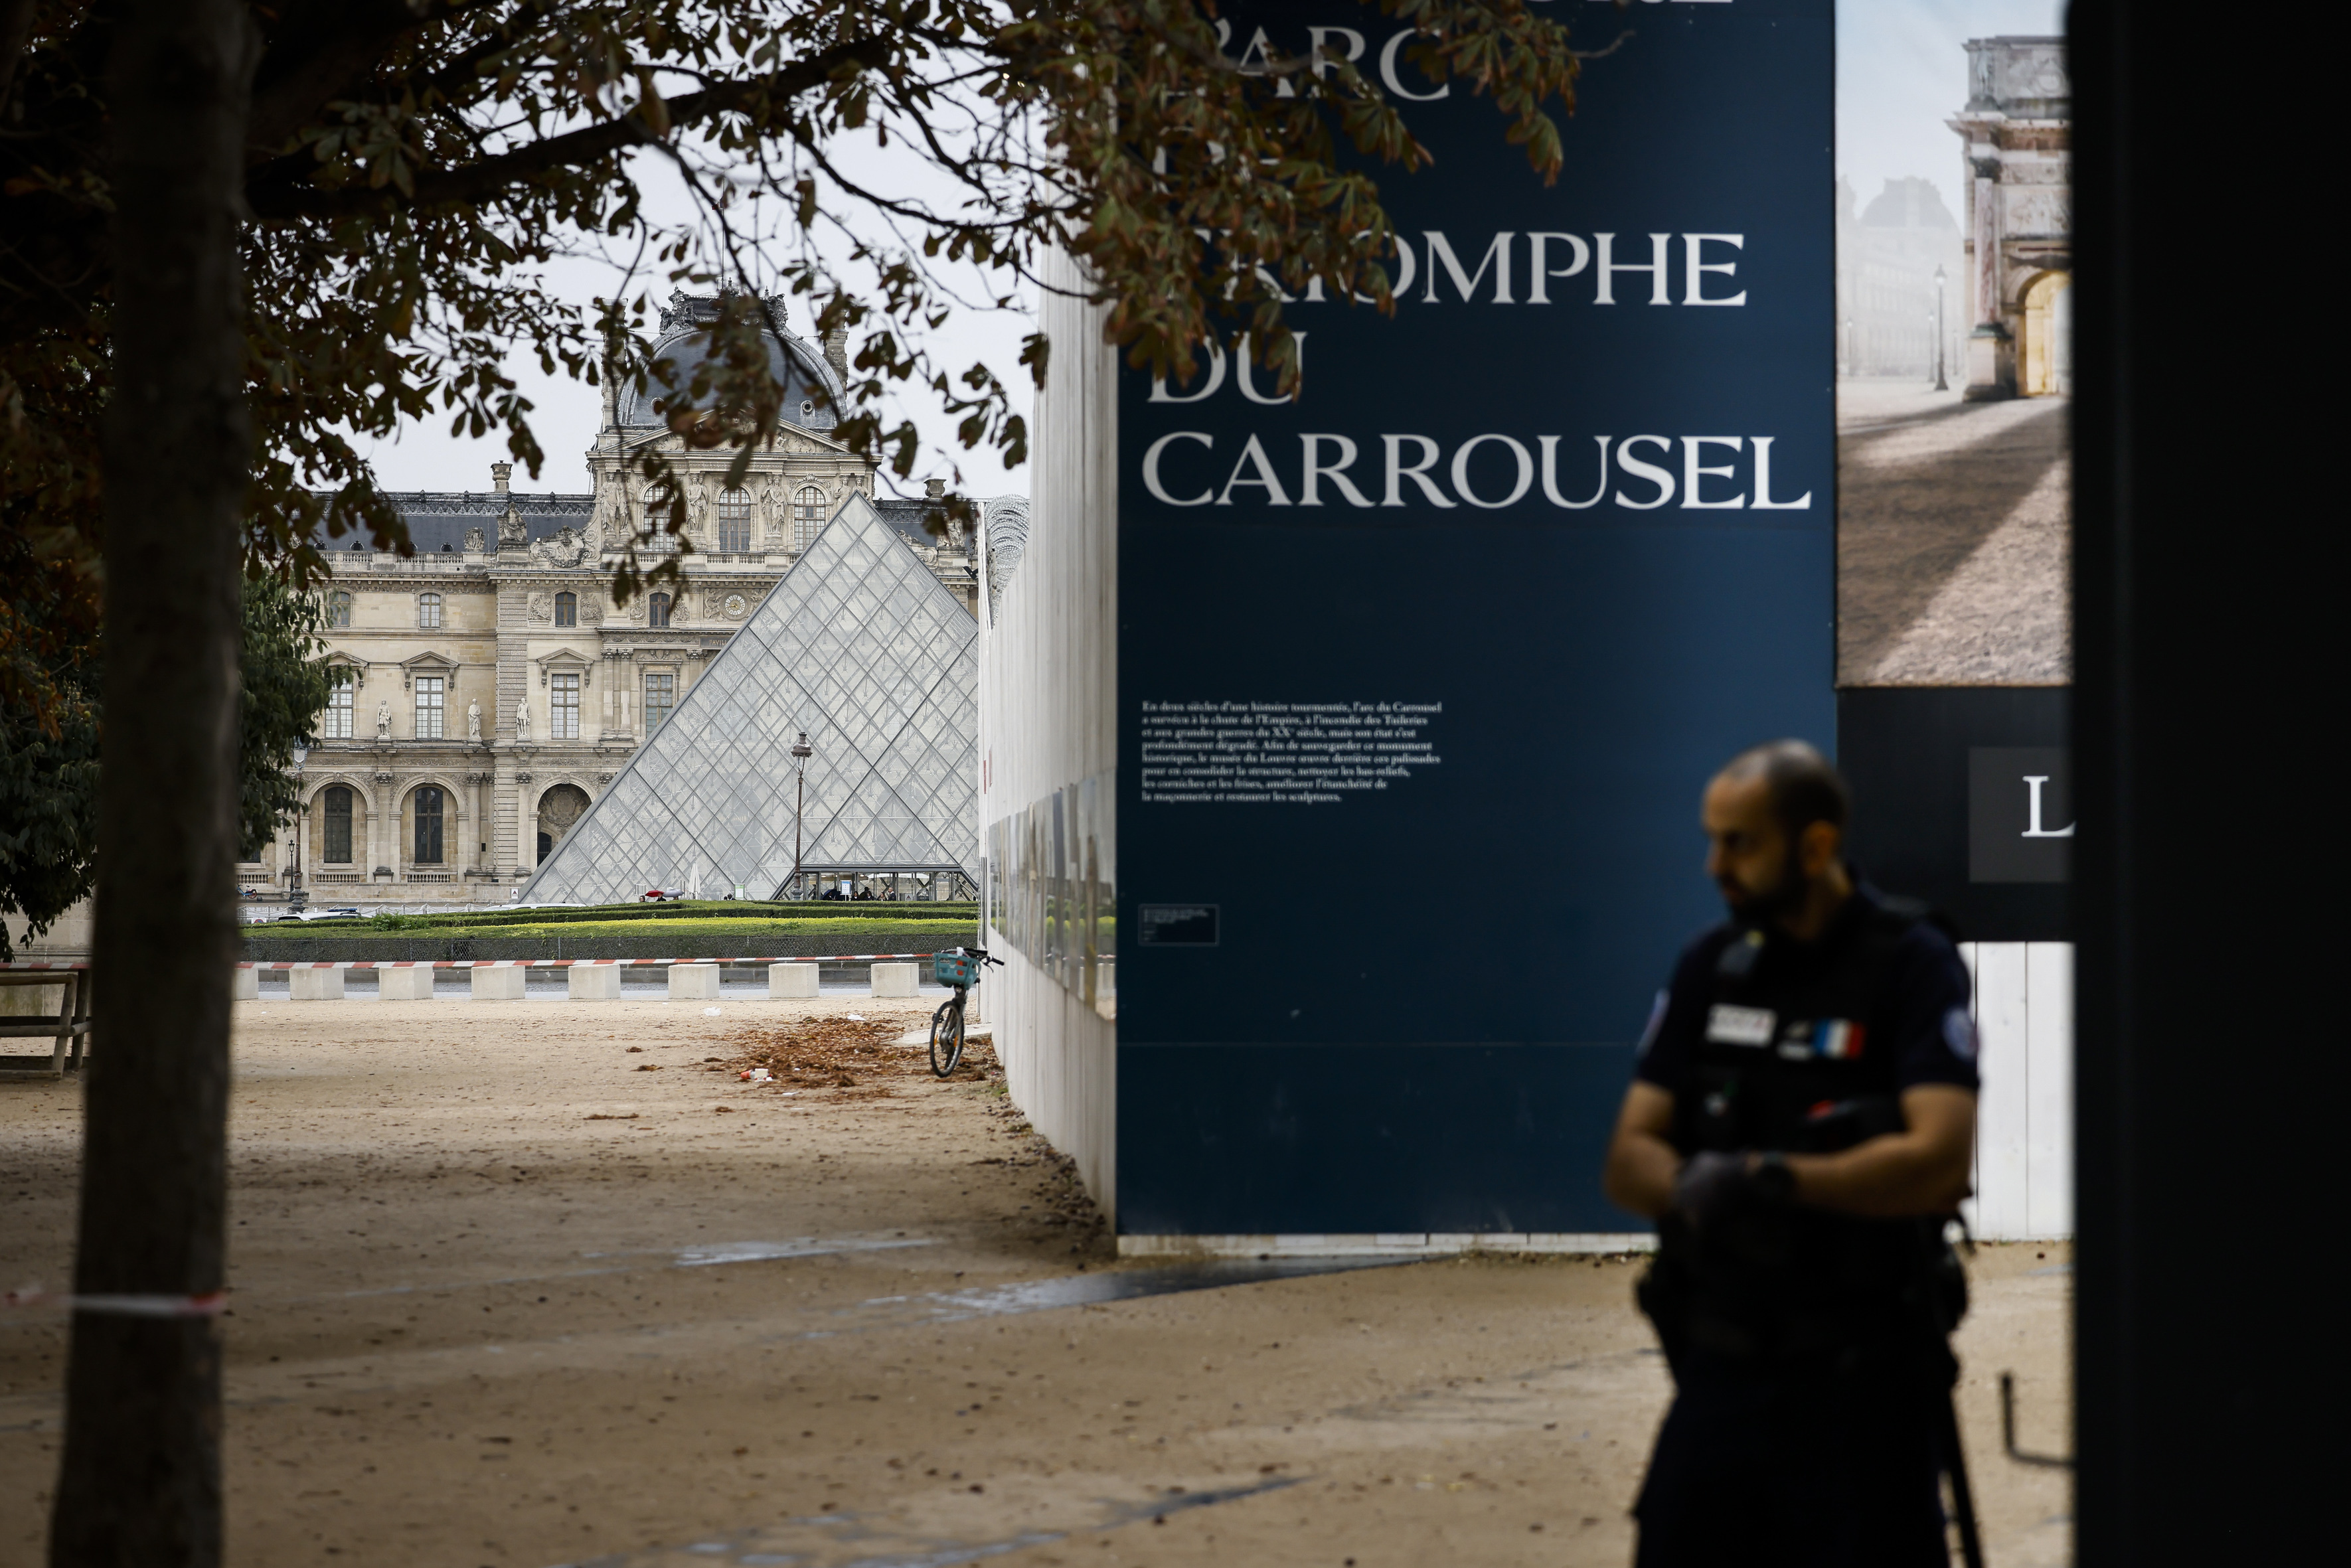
[[1603, 740, 1981, 1567]]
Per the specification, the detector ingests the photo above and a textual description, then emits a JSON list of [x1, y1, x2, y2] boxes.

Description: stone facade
[[244, 292, 982, 907], [1835, 175, 1967, 383], [1948, 37, 2072, 400]]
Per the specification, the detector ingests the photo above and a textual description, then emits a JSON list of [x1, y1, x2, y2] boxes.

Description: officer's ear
[[1797, 819, 1841, 879]]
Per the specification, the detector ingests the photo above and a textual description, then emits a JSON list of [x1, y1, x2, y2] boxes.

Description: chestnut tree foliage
[[1, 0, 1589, 883], [4, 0, 1587, 558]]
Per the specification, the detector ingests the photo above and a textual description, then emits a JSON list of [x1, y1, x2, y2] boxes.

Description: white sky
[[352, 3, 2067, 499], [353, 129, 1039, 500], [1838, 0, 2066, 213]]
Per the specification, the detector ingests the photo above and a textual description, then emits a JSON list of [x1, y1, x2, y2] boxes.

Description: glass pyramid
[[521, 493, 977, 902]]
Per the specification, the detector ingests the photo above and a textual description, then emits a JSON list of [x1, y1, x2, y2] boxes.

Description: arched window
[[412, 786, 444, 864], [418, 592, 443, 629], [327, 590, 352, 628], [716, 489, 752, 553], [647, 591, 671, 628], [794, 487, 826, 549], [322, 786, 353, 864], [554, 591, 577, 627], [321, 670, 355, 738]]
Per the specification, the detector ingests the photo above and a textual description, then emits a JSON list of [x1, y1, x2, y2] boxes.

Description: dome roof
[[615, 290, 845, 432]]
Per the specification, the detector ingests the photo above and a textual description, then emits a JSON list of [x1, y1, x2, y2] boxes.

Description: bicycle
[[929, 946, 1002, 1077]]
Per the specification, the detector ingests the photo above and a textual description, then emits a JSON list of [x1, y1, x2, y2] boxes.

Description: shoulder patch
[[1636, 990, 1669, 1057], [1943, 1006, 1979, 1062]]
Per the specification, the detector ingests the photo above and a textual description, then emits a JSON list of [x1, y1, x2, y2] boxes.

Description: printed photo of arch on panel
[[1836, 7, 2069, 689]]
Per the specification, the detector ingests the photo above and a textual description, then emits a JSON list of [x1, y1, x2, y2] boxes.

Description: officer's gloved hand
[[1673, 1151, 1794, 1233], [1673, 1152, 1751, 1233]]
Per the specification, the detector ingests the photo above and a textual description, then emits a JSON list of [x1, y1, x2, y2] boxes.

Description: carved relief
[[530, 526, 592, 569], [527, 591, 554, 623]]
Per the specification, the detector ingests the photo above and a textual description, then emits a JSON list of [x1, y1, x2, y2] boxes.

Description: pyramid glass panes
[[522, 494, 977, 902]]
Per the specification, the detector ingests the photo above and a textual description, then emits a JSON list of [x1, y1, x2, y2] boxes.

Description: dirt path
[[1, 1001, 2071, 1567]]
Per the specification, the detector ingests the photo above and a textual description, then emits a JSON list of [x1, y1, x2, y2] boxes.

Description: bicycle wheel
[[930, 993, 965, 1078]]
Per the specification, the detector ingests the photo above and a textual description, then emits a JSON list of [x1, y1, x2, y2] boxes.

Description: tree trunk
[[50, 4, 252, 1564]]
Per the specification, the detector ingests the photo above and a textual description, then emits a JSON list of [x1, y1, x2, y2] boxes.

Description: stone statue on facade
[[374, 699, 392, 740], [513, 699, 530, 743], [498, 502, 527, 550], [464, 525, 487, 554], [467, 700, 483, 742]]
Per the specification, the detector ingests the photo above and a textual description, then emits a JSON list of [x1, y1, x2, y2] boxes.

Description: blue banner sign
[[1117, 0, 1834, 1235]]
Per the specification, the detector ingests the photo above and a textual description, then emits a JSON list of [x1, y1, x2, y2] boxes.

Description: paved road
[[1838, 379, 2071, 686]]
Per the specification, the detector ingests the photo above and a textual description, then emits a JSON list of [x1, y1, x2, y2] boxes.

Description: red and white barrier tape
[[226, 953, 941, 971], [4, 1285, 228, 1318], [5, 957, 941, 971]]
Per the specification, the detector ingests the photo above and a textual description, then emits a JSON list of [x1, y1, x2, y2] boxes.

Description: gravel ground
[[1, 1002, 2071, 1567], [1838, 379, 2072, 686]]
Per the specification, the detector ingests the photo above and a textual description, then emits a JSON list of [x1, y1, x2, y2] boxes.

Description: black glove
[[1673, 1151, 1794, 1233]]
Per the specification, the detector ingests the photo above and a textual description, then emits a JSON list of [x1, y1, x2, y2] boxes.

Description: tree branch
[[244, 35, 880, 220], [244, 0, 491, 155]]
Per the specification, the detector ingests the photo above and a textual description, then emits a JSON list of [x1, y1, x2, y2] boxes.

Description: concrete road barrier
[[569, 966, 622, 1000], [234, 967, 260, 1000], [289, 968, 344, 1001], [378, 967, 436, 1000], [869, 961, 918, 998], [471, 967, 527, 1001], [768, 963, 819, 999], [668, 964, 720, 1000]]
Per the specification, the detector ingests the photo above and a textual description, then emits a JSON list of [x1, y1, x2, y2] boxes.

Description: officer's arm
[[1602, 1081, 1681, 1220], [1785, 1083, 1977, 1217]]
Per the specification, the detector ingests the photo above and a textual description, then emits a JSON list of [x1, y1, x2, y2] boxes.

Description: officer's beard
[[1719, 850, 1809, 927]]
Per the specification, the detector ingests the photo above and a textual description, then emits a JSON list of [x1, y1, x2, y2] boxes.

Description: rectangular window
[[418, 592, 443, 629], [323, 787, 353, 864], [413, 786, 444, 864], [554, 592, 577, 627], [415, 676, 444, 740], [550, 672, 580, 740], [322, 675, 354, 740], [644, 672, 675, 733]]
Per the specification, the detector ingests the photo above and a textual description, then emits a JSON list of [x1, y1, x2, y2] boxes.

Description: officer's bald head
[[1716, 740, 1850, 847]]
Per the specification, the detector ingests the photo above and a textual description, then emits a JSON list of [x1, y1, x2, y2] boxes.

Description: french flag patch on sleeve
[[1813, 1020, 1866, 1059]]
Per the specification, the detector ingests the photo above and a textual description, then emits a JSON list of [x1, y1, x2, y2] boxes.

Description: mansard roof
[[321, 490, 592, 556]]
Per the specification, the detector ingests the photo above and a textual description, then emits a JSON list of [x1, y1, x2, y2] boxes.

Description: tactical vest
[[1639, 897, 1967, 1367]]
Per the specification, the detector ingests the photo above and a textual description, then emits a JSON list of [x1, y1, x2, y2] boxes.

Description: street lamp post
[[287, 738, 311, 909], [789, 731, 813, 900], [1933, 264, 1949, 392]]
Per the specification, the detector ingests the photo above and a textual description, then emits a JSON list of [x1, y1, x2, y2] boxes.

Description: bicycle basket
[[933, 951, 975, 987]]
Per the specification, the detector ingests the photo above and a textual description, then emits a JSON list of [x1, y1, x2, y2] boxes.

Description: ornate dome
[[614, 289, 846, 432]]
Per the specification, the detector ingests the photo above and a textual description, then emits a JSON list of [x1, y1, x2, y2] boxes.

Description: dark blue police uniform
[[1628, 885, 1980, 1568]]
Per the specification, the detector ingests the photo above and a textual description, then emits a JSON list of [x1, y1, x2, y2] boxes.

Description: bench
[[0, 969, 92, 1080]]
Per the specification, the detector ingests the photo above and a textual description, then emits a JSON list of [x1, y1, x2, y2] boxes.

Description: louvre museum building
[[244, 292, 994, 907]]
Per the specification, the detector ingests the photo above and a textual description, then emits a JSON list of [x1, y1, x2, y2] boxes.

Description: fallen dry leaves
[[715, 1015, 998, 1098]]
